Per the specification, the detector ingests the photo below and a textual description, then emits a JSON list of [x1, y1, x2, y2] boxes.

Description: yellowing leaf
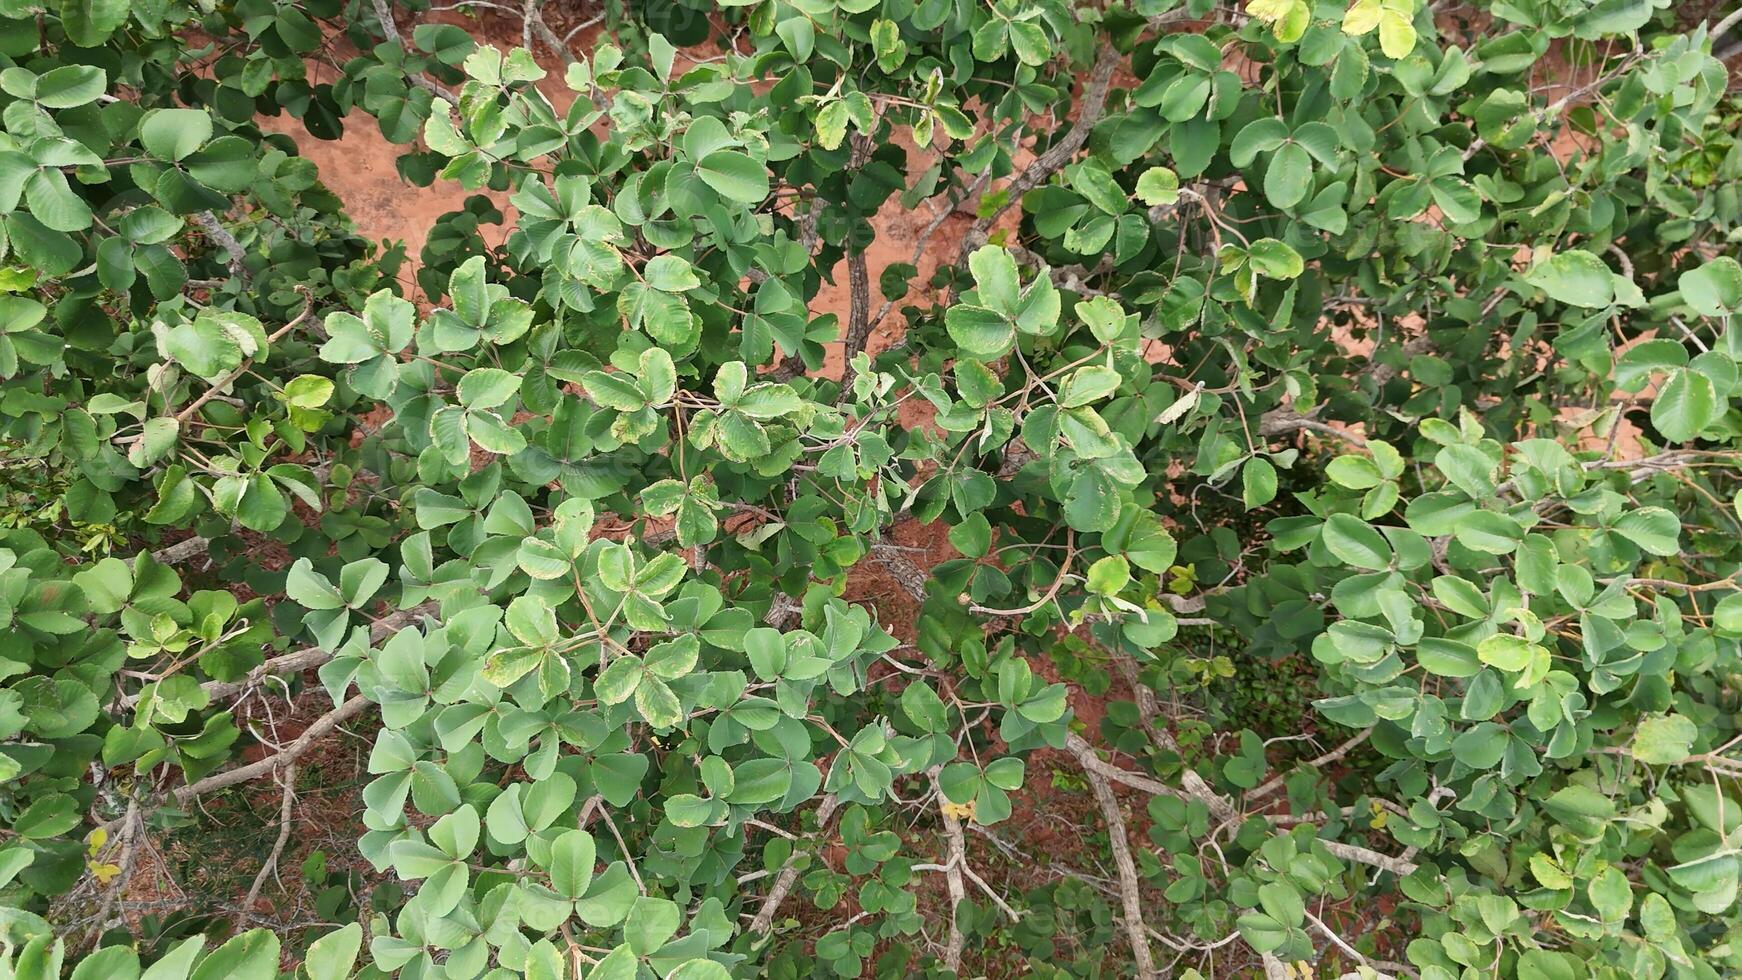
[[1247, 0, 1310, 43], [1342, 0, 1381, 34], [1378, 11, 1416, 58], [941, 799, 976, 821]]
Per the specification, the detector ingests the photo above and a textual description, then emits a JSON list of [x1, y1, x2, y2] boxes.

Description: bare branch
[[524, 0, 577, 65], [837, 135, 877, 400], [870, 543, 929, 602], [151, 536, 212, 566], [86, 800, 142, 942], [749, 794, 841, 935], [926, 766, 968, 971], [956, 42, 1122, 268], [1064, 732, 1237, 821], [1317, 838, 1419, 877], [119, 601, 437, 710], [243, 765, 298, 910], [1247, 728, 1373, 802], [1260, 407, 1369, 449], [195, 211, 248, 281], [172, 694, 371, 802], [1067, 735, 1157, 979]]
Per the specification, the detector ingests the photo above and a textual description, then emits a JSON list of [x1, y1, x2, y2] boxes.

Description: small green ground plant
[[2, 0, 1742, 977]]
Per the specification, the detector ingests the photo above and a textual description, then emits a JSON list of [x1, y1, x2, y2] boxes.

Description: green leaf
[[624, 896, 681, 956], [595, 657, 643, 705], [61, 0, 130, 47], [696, 150, 769, 203], [1632, 714, 1698, 765], [815, 100, 849, 151], [162, 316, 243, 380], [1611, 507, 1680, 557], [1476, 634, 1536, 672], [285, 558, 344, 611], [302, 923, 362, 980], [583, 370, 648, 411], [1058, 365, 1121, 408], [1651, 369, 1718, 443], [1264, 142, 1313, 209], [1135, 166, 1180, 206], [1247, 239, 1304, 279], [667, 961, 732, 980], [457, 367, 521, 409], [1524, 250, 1614, 308], [283, 375, 334, 409], [139, 108, 213, 162], [1243, 457, 1278, 508], [644, 254, 701, 292], [634, 675, 683, 728], [1321, 514, 1392, 570], [1679, 257, 1742, 316], [1231, 117, 1290, 166], [900, 680, 948, 732], [1588, 865, 1632, 922], [72, 556, 132, 615], [968, 245, 1020, 314], [188, 929, 278, 980], [1715, 593, 1742, 635], [945, 305, 1014, 358], [548, 829, 596, 899], [1085, 555, 1130, 595], [1326, 455, 1384, 490]]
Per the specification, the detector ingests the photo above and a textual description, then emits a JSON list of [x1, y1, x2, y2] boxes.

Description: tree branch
[[119, 601, 437, 710], [524, 0, 576, 65], [1067, 735, 1157, 979], [1318, 839, 1419, 877], [1260, 407, 1369, 449], [956, 42, 1121, 269], [837, 135, 877, 401], [151, 536, 212, 566], [172, 694, 370, 803], [86, 800, 142, 942], [195, 211, 248, 281], [927, 766, 967, 972], [749, 794, 841, 935], [1064, 732, 1236, 820]]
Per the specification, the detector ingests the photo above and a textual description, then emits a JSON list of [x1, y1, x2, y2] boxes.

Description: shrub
[[1, 0, 1741, 978]]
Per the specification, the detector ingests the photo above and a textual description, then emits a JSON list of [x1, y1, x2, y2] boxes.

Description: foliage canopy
[[0, 0, 1741, 978]]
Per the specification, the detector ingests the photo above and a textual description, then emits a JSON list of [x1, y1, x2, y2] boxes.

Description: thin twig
[[748, 794, 840, 934], [160, 290, 315, 431], [244, 764, 298, 909], [86, 801, 142, 942], [1248, 728, 1373, 801]]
